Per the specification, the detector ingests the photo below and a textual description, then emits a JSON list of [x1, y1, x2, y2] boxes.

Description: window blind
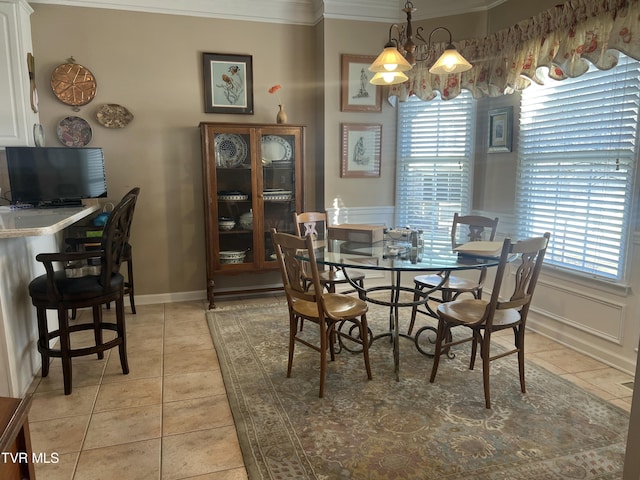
[[517, 54, 640, 282], [396, 93, 475, 247]]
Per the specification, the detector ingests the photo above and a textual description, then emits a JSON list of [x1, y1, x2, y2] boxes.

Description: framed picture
[[341, 54, 382, 112], [488, 106, 513, 153], [340, 123, 382, 177], [203, 52, 254, 114]]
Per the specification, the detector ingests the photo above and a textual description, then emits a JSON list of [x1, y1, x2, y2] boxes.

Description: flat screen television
[[5, 147, 107, 207]]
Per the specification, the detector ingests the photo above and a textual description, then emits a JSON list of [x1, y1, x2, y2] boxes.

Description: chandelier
[[368, 1, 472, 85]]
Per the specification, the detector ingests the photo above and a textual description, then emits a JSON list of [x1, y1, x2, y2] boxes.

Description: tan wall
[[320, 12, 487, 213], [27, 5, 316, 296], [321, 18, 396, 211], [22, 0, 635, 298], [472, 0, 567, 214], [488, 0, 561, 33]]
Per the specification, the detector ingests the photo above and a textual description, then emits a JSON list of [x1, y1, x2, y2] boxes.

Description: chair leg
[[356, 279, 366, 300], [328, 324, 336, 362], [360, 316, 372, 380], [92, 305, 104, 360], [126, 257, 136, 314], [407, 284, 421, 335], [516, 326, 526, 394], [287, 314, 296, 378], [429, 319, 447, 383], [115, 297, 129, 375], [57, 308, 73, 395], [481, 332, 491, 409], [470, 331, 479, 370], [36, 308, 50, 378], [319, 321, 327, 398]]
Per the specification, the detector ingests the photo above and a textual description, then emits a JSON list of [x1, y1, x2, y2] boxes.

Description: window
[[518, 54, 640, 282], [395, 93, 475, 246]]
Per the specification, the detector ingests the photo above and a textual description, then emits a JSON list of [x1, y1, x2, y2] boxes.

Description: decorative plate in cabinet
[[215, 134, 248, 167]]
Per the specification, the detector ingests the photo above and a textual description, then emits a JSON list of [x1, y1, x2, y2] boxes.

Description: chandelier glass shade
[[369, 1, 472, 85], [370, 70, 409, 85]]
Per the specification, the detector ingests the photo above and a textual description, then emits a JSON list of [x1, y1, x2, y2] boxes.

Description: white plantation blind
[[518, 54, 640, 282], [396, 93, 475, 247]]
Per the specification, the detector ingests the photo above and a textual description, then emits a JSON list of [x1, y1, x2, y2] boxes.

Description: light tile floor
[[26, 294, 634, 479]]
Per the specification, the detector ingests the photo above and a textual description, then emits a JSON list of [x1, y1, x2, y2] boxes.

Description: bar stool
[[28, 190, 139, 394], [66, 188, 139, 317]]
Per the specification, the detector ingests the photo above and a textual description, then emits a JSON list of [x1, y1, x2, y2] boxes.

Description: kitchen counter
[[0, 204, 99, 396], [0, 206, 99, 237]]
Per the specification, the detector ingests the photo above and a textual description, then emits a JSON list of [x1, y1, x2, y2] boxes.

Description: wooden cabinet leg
[[207, 279, 216, 309]]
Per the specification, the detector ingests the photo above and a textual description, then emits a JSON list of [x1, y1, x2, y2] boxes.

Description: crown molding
[[28, 0, 506, 25], [322, 0, 403, 23], [29, 0, 318, 25], [421, 0, 506, 20]]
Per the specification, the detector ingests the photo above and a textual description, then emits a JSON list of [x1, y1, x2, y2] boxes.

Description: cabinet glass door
[[260, 131, 297, 264], [213, 130, 253, 266]]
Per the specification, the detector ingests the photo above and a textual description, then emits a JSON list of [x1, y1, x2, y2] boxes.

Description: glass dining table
[[310, 237, 504, 381]]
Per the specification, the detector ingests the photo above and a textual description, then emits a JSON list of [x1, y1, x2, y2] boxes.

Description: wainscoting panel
[[325, 206, 394, 282], [531, 280, 625, 345], [326, 206, 394, 228]]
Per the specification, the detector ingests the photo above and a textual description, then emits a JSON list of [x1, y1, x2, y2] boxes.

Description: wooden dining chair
[[28, 190, 139, 394], [293, 211, 365, 294], [407, 213, 499, 335], [429, 232, 550, 408], [271, 228, 372, 398]]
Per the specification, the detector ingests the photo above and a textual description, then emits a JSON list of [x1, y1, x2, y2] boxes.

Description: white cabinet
[[0, 0, 37, 148]]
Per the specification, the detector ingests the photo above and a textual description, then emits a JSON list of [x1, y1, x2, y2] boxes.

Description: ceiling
[[28, 0, 507, 25]]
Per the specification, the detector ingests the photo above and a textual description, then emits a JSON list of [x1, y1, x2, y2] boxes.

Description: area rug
[[207, 300, 629, 479]]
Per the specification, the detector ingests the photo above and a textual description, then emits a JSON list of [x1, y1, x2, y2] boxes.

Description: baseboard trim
[[135, 290, 207, 305]]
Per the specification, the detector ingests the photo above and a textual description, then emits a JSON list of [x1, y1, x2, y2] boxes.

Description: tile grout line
[[159, 302, 166, 480]]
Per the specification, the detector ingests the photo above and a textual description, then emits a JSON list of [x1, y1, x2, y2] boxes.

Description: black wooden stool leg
[[58, 309, 73, 395]]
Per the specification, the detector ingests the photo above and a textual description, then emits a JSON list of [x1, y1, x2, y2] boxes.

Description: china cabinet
[[200, 122, 305, 309]]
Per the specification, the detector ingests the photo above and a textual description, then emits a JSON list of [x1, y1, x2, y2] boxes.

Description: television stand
[[37, 200, 83, 208]]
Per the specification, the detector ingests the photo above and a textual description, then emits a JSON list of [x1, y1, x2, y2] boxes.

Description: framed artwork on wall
[[488, 106, 513, 153], [203, 52, 254, 114], [340, 123, 382, 177], [341, 54, 382, 112]]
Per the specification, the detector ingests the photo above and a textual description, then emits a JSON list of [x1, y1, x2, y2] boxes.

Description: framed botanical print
[[340, 123, 382, 177], [203, 52, 254, 114], [488, 106, 513, 153], [341, 54, 382, 112]]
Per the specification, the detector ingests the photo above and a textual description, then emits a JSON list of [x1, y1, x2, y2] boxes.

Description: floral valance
[[389, 0, 640, 101]]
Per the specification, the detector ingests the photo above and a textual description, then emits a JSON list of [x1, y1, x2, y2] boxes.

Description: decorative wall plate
[[96, 104, 134, 128], [51, 62, 97, 107], [214, 133, 248, 167], [261, 135, 292, 162], [33, 123, 44, 147], [57, 116, 92, 147]]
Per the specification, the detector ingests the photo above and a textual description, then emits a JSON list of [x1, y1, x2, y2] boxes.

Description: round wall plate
[[57, 116, 92, 147], [33, 123, 45, 147], [51, 62, 97, 107]]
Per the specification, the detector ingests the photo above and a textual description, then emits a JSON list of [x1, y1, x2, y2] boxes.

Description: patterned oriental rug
[[207, 300, 629, 480]]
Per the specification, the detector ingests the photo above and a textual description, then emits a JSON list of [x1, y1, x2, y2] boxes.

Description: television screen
[[5, 147, 107, 207]]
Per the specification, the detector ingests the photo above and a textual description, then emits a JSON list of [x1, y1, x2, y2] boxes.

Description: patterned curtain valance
[[389, 0, 640, 101]]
